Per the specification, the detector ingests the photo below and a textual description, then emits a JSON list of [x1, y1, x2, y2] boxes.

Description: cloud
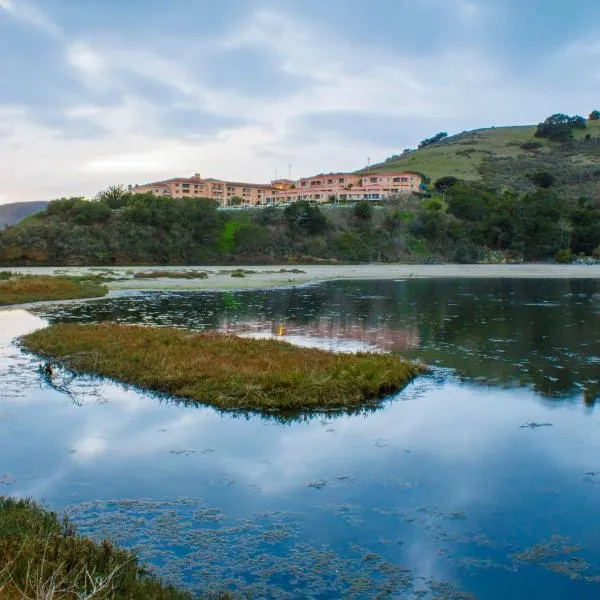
[[1, 2, 600, 203], [0, 0, 61, 37]]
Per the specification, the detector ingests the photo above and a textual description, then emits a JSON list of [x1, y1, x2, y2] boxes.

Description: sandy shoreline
[[2, 263, 600, 293]]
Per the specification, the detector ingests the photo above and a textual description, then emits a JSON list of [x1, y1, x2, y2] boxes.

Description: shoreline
[[0, 263, 598, 295]]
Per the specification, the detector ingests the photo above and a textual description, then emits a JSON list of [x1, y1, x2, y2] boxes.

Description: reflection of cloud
[[0, 309, 47, 343]]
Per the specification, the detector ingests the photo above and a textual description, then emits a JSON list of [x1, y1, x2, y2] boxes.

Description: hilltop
[[364, 120, 600, 199], [0, 201, 49, 228]]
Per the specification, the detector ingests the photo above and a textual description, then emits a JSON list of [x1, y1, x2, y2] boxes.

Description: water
[[1, 278, 600, 599]]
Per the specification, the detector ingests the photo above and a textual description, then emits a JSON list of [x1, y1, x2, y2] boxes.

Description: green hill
[[0, 201, 49, 228], [364, 120, 600, 199]]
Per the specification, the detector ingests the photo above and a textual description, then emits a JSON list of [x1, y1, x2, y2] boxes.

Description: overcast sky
[[1, 0, 600, 203]]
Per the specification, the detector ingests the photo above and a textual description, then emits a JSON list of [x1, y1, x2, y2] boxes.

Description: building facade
[[132, 174, 276, 207], [271, 171, 423, 204], [132, 171, 423, 206]]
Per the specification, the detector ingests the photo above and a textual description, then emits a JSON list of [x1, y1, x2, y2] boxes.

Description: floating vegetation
[[307, 480, 328, 490], [63, 497, 483, 599], [519, 422, 553, 429]]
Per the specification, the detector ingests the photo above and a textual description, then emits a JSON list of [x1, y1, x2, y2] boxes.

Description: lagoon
[[2, 278, 600, 599]]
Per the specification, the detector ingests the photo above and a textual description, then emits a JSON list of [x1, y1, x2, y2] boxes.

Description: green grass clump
[[0, 497, 194, 600], [133, 270, 209, 279], [22, 323, 424, 413], [0, 275, 107, 306]]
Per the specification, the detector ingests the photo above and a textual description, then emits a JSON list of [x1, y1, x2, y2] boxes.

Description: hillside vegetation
[[1, 113, 599, 266], [369, 119, 600, 200]]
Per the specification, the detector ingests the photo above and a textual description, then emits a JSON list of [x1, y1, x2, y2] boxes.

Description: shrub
[[520, 141, 542, 151], [592, 246, 600, 259], [529, 171, 556, 188], [554, 248, 573, 263], [589, 110, 600, 121]]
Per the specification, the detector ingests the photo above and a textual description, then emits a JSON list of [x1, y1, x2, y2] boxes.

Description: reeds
[[22, 323, 424, 412], [0, 497, 193, 600], [0, 275, 107, 306]]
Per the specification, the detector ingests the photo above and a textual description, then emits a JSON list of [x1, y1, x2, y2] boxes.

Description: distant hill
[[363, 120, 600, 199], [0, 202, 49, 229]]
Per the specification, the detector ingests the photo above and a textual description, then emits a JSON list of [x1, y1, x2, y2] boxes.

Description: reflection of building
[[219, 317, 420, 352], [132, 170, 423, 206]]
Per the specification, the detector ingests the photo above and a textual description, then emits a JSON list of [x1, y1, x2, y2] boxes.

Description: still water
[[1, 278, 600, 599]]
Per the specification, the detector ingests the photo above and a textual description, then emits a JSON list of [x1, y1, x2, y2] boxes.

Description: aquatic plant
[[22, 323, 424, 412], [0, 274, 107, 306]]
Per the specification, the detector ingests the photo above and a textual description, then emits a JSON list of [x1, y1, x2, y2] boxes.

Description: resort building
[[271, 171, 423, 204], [132, 174, 276, 207], [132, 170, 423, 206]]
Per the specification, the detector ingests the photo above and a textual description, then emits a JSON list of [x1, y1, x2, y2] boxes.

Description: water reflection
[[2, 280, 600, 599], [38, 278, 600, 403]]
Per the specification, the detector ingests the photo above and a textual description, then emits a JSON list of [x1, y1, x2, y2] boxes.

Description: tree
[[535, 113, 586, 142], [97, 185, 131, 209], [418, 132, 448, 149], [229, 196, 243, 206], [589, 110, 600, 121], [434, 176, 459, 192]]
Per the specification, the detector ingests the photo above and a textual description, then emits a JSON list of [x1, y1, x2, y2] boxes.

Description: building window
[[392, 177, 401, 183], [391, 188, 399, 193], [401, 177, 409, 182], [338, 178, 345, 184], [327, 179, 333, 184], [370, 177, 377, 183]]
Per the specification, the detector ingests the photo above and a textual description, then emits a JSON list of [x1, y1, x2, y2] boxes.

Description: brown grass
[[22, 323, 423, 413], [133, 270, 208, 279], [0, 274, 107, 306]]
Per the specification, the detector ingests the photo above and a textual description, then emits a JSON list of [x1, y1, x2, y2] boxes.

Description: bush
[[353, 201, 373, 222], [453, 242, 481, 264], [529, 171, 556, 188], [554, 248, 573, 263], [520, 141, 542, 151], [589, 110, 600, 121], [592, 246, 600, 259]]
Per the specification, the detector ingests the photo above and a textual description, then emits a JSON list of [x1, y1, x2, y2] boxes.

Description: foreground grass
[[0, 497, 196, 600], [0, 273, 107, 306], [22, 323, 423, 412]]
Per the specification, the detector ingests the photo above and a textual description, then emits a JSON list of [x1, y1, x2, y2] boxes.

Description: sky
[[1, 0, 600, 204]]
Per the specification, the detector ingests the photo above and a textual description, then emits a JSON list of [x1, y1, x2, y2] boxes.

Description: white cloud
[[1, 5, 599, 203], [0, 0, 61, 37]]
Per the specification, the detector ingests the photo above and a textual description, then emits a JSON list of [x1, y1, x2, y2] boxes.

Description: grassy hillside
[[0, 201, 49, 229], [366, 120, 600, 199]]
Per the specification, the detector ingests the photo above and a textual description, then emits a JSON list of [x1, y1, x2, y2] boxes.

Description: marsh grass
[[0, 275, 107, 306], [22, 323, 424, 412], [133, 271, 209, 279], [0, 497, 196, 600]]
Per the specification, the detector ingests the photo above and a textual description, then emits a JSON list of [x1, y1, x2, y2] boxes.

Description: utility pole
[[367, 157, 371, 172]]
